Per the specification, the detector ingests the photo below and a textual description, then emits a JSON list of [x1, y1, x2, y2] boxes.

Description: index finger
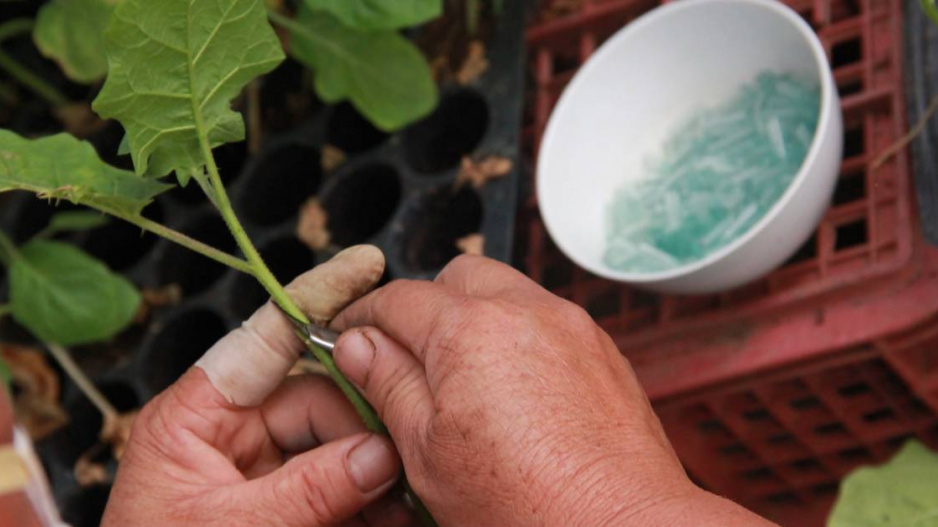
[[195, 245, 385, 407], [330, 279, 460, 365]]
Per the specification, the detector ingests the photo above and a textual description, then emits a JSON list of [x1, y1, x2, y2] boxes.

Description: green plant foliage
[[92, 0, 284, 181], [827, 439, 938, 527], [0, 131, 170, 217], [0, 354, 10, 392], [41, 211, 109, 237], [922, 0, 938, 26], [305, 0, 441, 30], [33, 0, 117, 83], [9, 239, 140, 346], [286, 5, 437, 131]]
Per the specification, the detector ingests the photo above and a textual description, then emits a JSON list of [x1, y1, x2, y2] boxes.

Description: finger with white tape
[[195, 245, 385, 406]]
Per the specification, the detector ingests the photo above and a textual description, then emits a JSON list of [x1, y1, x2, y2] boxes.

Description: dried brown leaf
[[456, 233, 485, 256], [455, 155, 513, 189], [135, 284, 183, 323], [456, 41, 489, 85], [74, 447, 111, 487], [1, 344, 68, 439], [101, 410, 138, 460], [296, 197, 332, 251], [321, 144, 347, 173], [53, 103, 107, 138]]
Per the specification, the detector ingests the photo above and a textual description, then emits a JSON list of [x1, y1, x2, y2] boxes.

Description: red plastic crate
[[523, 0, 911, 344], [521, 0, 938, 524]]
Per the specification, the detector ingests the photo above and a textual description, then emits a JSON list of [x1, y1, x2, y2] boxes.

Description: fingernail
[[334, 330, 375, 388], [347, 435, 400, 492]]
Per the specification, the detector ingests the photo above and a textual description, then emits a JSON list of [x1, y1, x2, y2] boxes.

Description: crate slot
[[720, 443, 750, 456], [837, 79, 863, 98], [862, 407, 896, 423], [842, 123, 865, 159], [790, 395, 823, 410], [837, 382, 872, 398], [814, 422, 849, 436], [831, 37, 862, 68], [832, 172, 866, 205], [834, 218, 868, 251], [586, 288, 621, 320]]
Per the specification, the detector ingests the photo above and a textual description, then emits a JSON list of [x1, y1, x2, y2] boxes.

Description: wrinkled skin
[[106, 251, 777, 527], [332, 256, 778, 526], [103, 246, 413, 527]]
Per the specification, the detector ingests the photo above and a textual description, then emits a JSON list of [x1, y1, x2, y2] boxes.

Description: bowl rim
[[536, 0, 837, 284]]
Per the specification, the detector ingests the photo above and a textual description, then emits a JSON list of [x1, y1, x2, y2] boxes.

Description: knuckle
[[556, 300, 597, 331]]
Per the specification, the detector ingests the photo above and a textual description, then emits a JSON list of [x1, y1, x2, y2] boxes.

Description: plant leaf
[[922, 0, 938, 26], [827, 440, 938, 526], [304, 0, 441, 30], [9, 240, 141, 346], [287, 6, 437, 131], [92, 0, 284, 180], [0, 131, 170, 217], [0, 354, 11, 392], [41, 211, 109, 237], [33, 0, 117, 83]]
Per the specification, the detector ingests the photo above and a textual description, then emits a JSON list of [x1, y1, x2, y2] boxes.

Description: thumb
[[240, 433, 401, 525]]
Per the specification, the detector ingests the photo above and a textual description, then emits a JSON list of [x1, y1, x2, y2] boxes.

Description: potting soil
[[604, 71, 820, 273]]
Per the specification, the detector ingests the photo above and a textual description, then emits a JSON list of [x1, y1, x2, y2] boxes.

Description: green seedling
[[0, 210, 140, 445], [0, 0, 441, 522], [827, 439, 938, 526], [0, 0, 439, 133]]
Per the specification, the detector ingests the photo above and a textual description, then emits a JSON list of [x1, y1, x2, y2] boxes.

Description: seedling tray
[[0, 1, 525, 524]]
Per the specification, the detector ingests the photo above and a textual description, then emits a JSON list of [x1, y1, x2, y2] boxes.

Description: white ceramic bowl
[[537, 0, 842, 294]]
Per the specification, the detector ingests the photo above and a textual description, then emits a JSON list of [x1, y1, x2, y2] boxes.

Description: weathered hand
[[332, 255, 778, 527], [103, 246, 415, 527]]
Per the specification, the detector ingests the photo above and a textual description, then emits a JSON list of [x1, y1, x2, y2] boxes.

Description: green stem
[[0, 228, 20, 266], [266, 9, 297, 32], [111, 212, 255, 275], [0, 49, 68, 107], [0, 18, 33, 42], [45, 341, 119, 424], [0, 18, 68, 107], [295, 328, 386, 434], [0, 304, 10, 319]]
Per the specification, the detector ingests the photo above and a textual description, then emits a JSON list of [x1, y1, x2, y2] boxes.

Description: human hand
[[103, 246, 416, 527], [332, 256, 777, 527]]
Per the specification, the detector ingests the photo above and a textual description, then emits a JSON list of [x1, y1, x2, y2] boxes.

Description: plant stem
[[295, 328, 386, 434], [44, 341, 119, 424], [110, 211, 255, 275], [0, 228, 20, 266], [0, 49, 68, 107], [0, 304, 10, 319], [872, 90, 938, 169], [0, 18, 69, 107], [0, 18, 33, 42]]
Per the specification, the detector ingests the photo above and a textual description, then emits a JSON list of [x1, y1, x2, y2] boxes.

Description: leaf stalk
[[45, 341, 119, 424], [0, 228, 20, 266], [0, 49, 68, 107]]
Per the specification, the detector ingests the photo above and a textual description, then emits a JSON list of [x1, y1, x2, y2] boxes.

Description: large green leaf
[[9, 240, 141, 346], [827, 440, 938, 526], [305, 0, 441, 30], [92, 0, 284, 180], [0, 131, 170, 217], [33, 0, 117, 83], [286, 6, 437, 131]]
